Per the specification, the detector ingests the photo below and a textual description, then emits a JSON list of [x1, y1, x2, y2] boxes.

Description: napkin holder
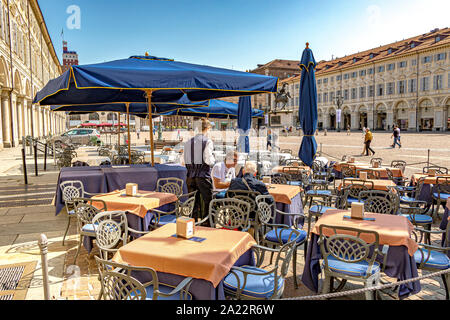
[[360, 171, 368, 180], [263, 176, 271, 185], [176, 217, 195, 239], [428, 169, 436, 177], [350, 202, 365, 220], [348, 157, 355, 163], [372, 162, 380, 168], [126, 183, 138, 197]]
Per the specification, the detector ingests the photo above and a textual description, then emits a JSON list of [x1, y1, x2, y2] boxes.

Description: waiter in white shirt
[[211, 150, 238, 198], [184, 119, 215, 224]]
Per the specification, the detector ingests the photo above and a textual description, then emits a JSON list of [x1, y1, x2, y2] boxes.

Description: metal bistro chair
[[95, 256, 193, 300], [340, 163, 357, 179], [255, 195, 307, 289], [72, 198, 107, 264], [370, 158, 383, 167], [156, 177, 184, 198], [223, 229, 302, 300], [358, 190, 399, 215], [318, 225, 385, 300], [432, 177, 450, 222], [357, 168, 381, 180], [390, 160, 406, 173], [271, 173, 289, 185], [385, 168, 410, 187], [423, 166, 448, 175], [208, 198, 251, 232], [149, 191, 197, 229], [225, 189, 261, 228], [60, 180, 98, 245], [412, 224, 450, 300], [341, 179, 374, 209]]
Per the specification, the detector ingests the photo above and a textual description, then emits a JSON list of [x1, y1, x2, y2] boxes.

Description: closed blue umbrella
[[298, 43, 318, 167], [237, 96, 252, 153]]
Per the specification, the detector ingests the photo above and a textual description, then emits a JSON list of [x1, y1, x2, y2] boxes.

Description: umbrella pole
[[126, 103, 131, 164], [117, 112, 121, 151], [146, 90, 155, 166]]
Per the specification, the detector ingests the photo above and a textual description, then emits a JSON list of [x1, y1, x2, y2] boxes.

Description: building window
[[336, 75, 342, 81], [351, 72, 357, 78], [398, 80, 406, 94], [323, 78, 328, 84], [323, 92, 328, 103], [344, 73, 349, 80], [317, 79, 322, 85], [408, 79, 417, 93], [387, 63, 395, 71], [359, 70, 366, 77], [330, 91, 335, 101], [377, 84, 384, 96], [344, 89, 349, 100], [351, 88, 357, 99], [330, 76, 334, 82], [436, 53, 446, 61], [368, 68, 374, 75], [368, 85, 374, 97], [420, 77, 429, 91], [422, 56, 432, 64], [411, 59, 417, 66], [398, 61, 407, 68], [433, 75, 443, 90], [377, 65, 385, 73], [359, 86, 366, 98], [387, 82, 394, 95], [318, 93, 322, 103]]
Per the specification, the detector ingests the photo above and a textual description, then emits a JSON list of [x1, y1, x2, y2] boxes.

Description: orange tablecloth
[[338, 179, 396, 191], [313, 209, 418, 256], [268, 184, 302, 204], [410, 173, 450, 185], [334, 162, 403, 178], [92, 190, 178, 218], [111, 223, 257, 287]]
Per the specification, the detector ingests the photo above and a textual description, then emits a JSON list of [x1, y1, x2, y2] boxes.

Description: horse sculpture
[[274, 83, 291, 111]]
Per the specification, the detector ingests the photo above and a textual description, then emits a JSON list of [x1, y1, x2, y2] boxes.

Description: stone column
[[433, 107, 444, 132], [323, 110, 330, 129], [408, 110, 417, 132], [1, 92, 11, 148], [11, 92, 19, 147], [367, 107, 374, 130], [0, 90, 3, 149], [386, 110, 394, 131], [350, 111, 359, 129]]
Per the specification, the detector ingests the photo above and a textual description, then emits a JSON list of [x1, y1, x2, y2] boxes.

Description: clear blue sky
[[38, 0, 449, 71]]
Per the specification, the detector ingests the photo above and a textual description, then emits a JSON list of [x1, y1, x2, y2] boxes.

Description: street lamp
[[334, 94, 344, 132]]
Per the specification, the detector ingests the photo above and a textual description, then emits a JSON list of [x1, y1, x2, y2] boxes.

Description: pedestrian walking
[[136, 128, 140, 140], [363, 128, 375, 156], [267, 129, 273, 151], [391, 125, 402, 148], [346, 125, 351, 135]]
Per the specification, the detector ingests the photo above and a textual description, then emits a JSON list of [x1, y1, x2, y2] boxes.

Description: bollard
[[21, 147, 28, 185], [34, 143, 38, 176], [44, 143, 47, 171], [53, 141, 56, 166], [427, 149, 430, 167], [38, 234, 50, 300]]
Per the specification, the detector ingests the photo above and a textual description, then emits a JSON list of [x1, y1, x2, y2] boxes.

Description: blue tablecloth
[[275, 193, 304, 227], [55, 164, 187, 215], [301, 233, 421, 299]]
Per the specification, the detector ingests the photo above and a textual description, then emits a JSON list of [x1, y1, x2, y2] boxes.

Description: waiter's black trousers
[[187, 177, 213, 225]]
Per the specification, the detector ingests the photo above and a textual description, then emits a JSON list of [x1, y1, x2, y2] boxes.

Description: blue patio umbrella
[[37, 54, 278, 165], [237, 96, 252, 153], [298, 43, 318, 167]]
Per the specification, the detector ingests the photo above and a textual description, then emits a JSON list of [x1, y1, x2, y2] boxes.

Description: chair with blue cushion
[[340, 163, 357, 179], [412, 225, 450, 300], [385, 168, 410, 187], [423, 166, 448, 175], [95, 256, 193, 300], [282, 167, 307, 187], [271, 173, 289, 185], [156, 177, 184, 198], [431, 177, 450, 222], [255, 195, 307, 289], [149, 191, 197, 229], [208, 198, 251, 232], [72, 198, 107, 265], [318, 224, 384, 300], [341, 179, 374, 209], [60, 180, 98, 245], [223, 229, 302, 300]]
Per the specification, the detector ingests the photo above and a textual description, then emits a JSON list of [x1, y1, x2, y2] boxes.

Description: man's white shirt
[[212, 162, 236, 191]]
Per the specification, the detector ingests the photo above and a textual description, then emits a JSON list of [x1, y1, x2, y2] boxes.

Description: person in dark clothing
[[184, 120, 215, 225], [229, 162, 270, 196], [391, 125, 402, 148]]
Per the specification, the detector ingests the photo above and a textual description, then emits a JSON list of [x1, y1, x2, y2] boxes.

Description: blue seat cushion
[[414, 249, 450, 270], [81, 223, 98, 234], [129, 283, 192, 300], [215, 191, 227, 199], [310, 205, 335, 215], [265, 228, 307, 244], [433, 193, 450, 201], [324, 255, 380, 277], [306, 190, 332, 196], [288, 181, 302, 186], [223, 265, 284, 299], [312, 179, 328, 184], [68, 210, 77, 216], [157, 214, 177, 226], [347, 197, 359, 203], [400, 196, 417, 203], [401, 214, 432, 224]]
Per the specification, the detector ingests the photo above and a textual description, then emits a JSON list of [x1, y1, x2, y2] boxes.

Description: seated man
[[228, 161, 270, 197], [212, 150, 238, 198]]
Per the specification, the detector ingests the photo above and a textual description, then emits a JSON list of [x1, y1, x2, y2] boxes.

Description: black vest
[[185, 136, 212, 179]]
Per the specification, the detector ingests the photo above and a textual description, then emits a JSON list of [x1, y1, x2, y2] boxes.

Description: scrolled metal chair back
[[156, 178, 184, 197], [423, 165, 448, 175], [341, 155, 347, 161], [319, 225, 380, 274], [92, 211, 128, 259], [359, 190, 397, 215], [271, 174, 288, 185], [342, 179, 373, 199], [60, 180, 85, 202], [225, 190, 260, 214], [436, 177, 450, 195], [177, 191, 197, 218], [74, 198, 107, 225], [370, 158, 383, 167], [385, 168, 395, 181], [341, 164, 356, 178], [209, 198, 250, 231], [390, 160, 406, 173], [255, 195, 276, 226]]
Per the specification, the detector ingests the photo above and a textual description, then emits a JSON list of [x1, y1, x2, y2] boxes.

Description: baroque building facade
[[0, 0, 65, 149]]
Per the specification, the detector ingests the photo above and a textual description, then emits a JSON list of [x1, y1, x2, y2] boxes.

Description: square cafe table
[[301, 209, 421, 299], [333, 161, 403, 179], [111, 223, 257, 300], [338, 179, 396, 191], [410, 173, 450, 205], [268, 184, 304, 226]]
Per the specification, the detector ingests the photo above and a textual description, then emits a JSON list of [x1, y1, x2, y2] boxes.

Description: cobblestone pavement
[[0, 134, 448, 300]]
